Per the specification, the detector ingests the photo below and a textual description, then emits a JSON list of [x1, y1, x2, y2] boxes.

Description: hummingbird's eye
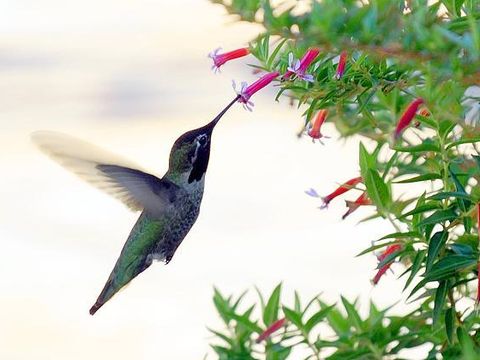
[[197, 134, 208, 147]]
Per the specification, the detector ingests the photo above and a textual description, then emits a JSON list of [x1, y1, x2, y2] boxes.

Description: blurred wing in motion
[[31, 131, 178, 215]]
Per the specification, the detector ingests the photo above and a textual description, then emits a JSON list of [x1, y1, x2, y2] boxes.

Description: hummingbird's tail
[[89, 254, 153, 316], [90, 274, 116, 315], [89, 278, 115, 315]]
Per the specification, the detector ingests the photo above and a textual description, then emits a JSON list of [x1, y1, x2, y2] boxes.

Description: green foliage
[[208, 286, 475, 359], [208, 0, 480, 358]]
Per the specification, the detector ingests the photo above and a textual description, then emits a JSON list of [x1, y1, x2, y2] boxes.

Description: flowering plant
[[207, 0, 480, 358]]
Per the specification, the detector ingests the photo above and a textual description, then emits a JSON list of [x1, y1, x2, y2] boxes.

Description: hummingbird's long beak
[[208, 95, 241, 128]]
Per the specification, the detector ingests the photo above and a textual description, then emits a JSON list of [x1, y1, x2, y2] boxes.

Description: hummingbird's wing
[[32, 131, 179, 215]]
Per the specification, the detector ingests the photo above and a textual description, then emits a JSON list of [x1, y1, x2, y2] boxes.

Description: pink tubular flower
[[342, 191, 372, 220], [233, 71, 279, 111], [307, 109, 329, 143], [282, 48, 320, 82], [318, 176, 363, 209], [208, 47, 250, 73], [256, 318, 286, 343], [372, 244, 402, 285], [335, 51, 347, 80], [394, 98, 425, 140]]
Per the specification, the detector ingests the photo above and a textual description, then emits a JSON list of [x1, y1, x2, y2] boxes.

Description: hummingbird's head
[[168, 121, 216, 184], [166, 95, 239, 185]]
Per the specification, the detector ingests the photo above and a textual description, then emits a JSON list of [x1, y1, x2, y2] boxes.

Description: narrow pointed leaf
[[445, 307, 455, 344], [304, 304, 335, 333], [394, 173, 442, 183], [424, 255, 477, 282], [433, 280, 447, 325], [404, 250, 426, 290], [364, 169, 390, 213], [282, 306, 303, 329], [417, 209, 457, 227], [264, 283, 282, 326], [341, 297, 364, 331], [426, 231, 448, 272]]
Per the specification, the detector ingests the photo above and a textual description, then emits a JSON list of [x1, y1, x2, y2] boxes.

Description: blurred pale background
[[0, 1, 415, 359]]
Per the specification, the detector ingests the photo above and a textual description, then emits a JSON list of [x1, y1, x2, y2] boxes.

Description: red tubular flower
[[342, 191, 372, 219], [377, 244, 402, 262], [320, 176, 363, 209], [256, 318, 286, 343], [394, 98, 425, 140], [307, 109, 329, 143], [282, 48, 320, 82], [208, 47, 250, 73], [233, 71, 279, 111], [372, 244, 402, 285], [335, 51, 347, 80]]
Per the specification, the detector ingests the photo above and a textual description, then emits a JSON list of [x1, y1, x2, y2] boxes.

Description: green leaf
[[400, 203, 440, 218], [424, 255, 477, 282], [207, 328, 233, 346], [264, 283, 282, 326], [341, 297, 364, 331], [382, 151, 398, 180], [213, 288, 232, 325], [319, 300, 350, 335], [417, 208, 457, 227], [294, 290, 301, 313], [412, 193, 426, 228], [427, 191, 473, 201], [445, 307, 455, 344], [438, 120, 456, 140], [304, 304, 335, 333], [457, 326, 477, 359], [231, 305, 262, 333], [404, 250, 427, 290], [282, 306, 303, 329], [364, 169, 391, 213], [449, 167, 472, 212], [266, 38, 287, 69], [450, 243, 474, 256], [394, 173, 442, 183], [359, 142, 375, 179], [446, 137, 480, 149], [394, 142, 440, 153], [266, 343, 292, 360], [378, 231, 421, 240], [433, 280, 447, 325], [426, 231, 448, 271]]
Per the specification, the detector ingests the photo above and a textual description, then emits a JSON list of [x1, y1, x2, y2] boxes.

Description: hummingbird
[[32, 96, 239, 315]]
